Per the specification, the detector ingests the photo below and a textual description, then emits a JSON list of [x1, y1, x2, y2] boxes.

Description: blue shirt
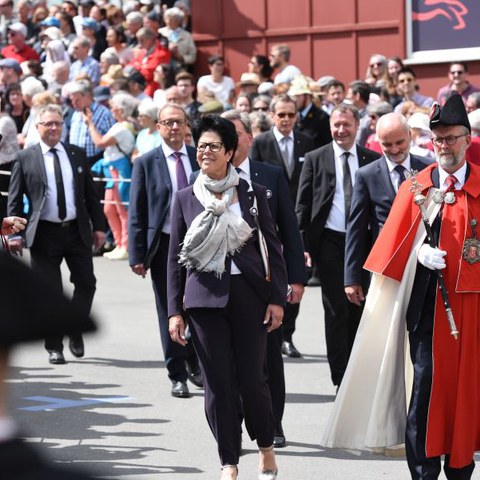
[[69, 56, 101, 86]]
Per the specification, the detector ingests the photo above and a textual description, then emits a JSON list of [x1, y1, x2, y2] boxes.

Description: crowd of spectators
[[0, 0, 479, 261]]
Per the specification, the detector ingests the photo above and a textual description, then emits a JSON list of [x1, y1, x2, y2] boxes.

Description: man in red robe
[[365, 93, 480, 479]]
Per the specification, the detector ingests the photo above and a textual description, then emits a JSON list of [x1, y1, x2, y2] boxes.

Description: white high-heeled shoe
[[259, 446, 278, 480]]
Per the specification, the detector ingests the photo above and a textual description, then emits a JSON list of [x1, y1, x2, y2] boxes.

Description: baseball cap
[[0, 58, 22, 74], [7, 22, 27, 38]]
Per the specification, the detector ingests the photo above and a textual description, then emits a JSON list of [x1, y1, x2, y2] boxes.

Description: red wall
[[190, 0, 480, 101]]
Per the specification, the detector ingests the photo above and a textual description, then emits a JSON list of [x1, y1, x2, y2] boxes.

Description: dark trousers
[[150, 233, 196, 383], [281, 302, 300, 343], [406, 277, 475, 480], [187, 275, 274, 466], [318, 229, 363, 386], [30, 221, 96, 352], [267, 327, 285, 425]]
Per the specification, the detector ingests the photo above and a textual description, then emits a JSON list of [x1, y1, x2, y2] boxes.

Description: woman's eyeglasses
[[197, 142, 224, 152]]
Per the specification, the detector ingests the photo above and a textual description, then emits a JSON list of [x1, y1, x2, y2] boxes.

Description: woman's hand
[[169, 315, 188, 346], [1, 216, 27, 235], [263, 304, 284, 332]]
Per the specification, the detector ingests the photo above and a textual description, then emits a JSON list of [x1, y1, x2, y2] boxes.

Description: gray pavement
[[7, 256, 463, 479]]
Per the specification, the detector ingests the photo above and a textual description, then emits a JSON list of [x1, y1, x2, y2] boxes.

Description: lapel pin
[[77, 166, 83, 173], [266, 189, 272, 198]]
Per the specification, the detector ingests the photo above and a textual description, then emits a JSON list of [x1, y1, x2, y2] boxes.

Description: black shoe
[[188, 372, 204, 388], [171, 381, 190, 398], [48, 350, 66, 365], [307, 276, 321, 287], [281, 341, 302, 358], [273, 423, 286, 448], [69, 336, 84, 358]]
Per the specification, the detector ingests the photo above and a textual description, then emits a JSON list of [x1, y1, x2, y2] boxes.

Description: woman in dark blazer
[[167, 116, 288, 480]]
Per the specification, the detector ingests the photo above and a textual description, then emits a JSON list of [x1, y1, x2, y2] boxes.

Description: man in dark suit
[[222, 109, 308, 448], [128, 103, 200, 399], [7, 103, 105, 365], [296, 103, 381, 388], [288, 75, 332, 149], [344, 112, 431, 305], [250, 93, 314, 358]]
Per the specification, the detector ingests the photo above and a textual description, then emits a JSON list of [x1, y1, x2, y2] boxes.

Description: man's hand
[[345, 284, 365, 306], [169, 315, 187, 346], [131, 263, 148, 278], [264, 304, 284, 332], [418, 244, 446, 270], [8, 238, 23, 256], [288, 283, 304, 304], [304, 251, 312, 268], [1, 216, 26, 235], [93, 231, 106, 250]]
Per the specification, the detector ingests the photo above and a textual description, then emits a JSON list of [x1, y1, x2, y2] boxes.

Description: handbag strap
[[250, 193, 271, 282]]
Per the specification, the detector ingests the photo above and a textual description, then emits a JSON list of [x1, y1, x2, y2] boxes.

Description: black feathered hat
[[429, 93, 471, 133]]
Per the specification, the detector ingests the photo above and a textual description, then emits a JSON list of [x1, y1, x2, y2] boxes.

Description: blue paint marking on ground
[[18, 396, 133, 412]]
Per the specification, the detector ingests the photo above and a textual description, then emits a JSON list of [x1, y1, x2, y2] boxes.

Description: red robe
[[364, 162, 480, 468]]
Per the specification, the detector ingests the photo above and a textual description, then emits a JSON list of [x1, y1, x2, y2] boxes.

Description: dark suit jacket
[[7, 143, 105, 248], [295, 142, 381, 259], [295, 103, 332, 149], [344, 153, 431, 287], [249, 129, 314, 204], [128, 145, 198, 268], [167, 179, 288, 315]]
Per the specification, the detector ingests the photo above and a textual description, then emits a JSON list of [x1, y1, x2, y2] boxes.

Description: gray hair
[[468, 92, 480, 109], [221, 109, 252, 134], [110, 92, 138, 118], [137, 27, 156, 40], [157, 102, 187, 122], [249, 111, 273, 133], [36, 103, 63, 122], [100, 50, 120, 66], [331, 103, 360, 123], [138, 99, 158, 121], [163, 6, 184, 23], [367, 101, 393, 117], [20, 76, 45, 97], [126, 11, 143, 25], [67, 80, 93, 97], [73, 36, 91, 49]]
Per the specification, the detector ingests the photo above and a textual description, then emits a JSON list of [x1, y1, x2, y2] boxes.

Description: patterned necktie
[[174, 151, 188, 190], [342, 151, 352, 228], [445, 174, 457, 193], [280, 136, 294, 178], [394, 164, 406, 191], [50, 148, 66, 220]]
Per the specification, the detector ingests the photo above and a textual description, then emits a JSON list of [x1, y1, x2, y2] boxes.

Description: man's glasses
[[275, 112, 296, 119], [159, 119, 185, 127], [431, 134, 467, 146], [197, 142, 224, 152], [38, 121, 63, 128], [253, 107, 269, 112]]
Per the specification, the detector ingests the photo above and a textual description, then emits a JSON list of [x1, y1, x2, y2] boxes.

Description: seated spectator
[[466, 91, 480, 113], [387, 56, 404, 84], [48, 60, 70, 94], [249, 110, 272, 137], [175, 70, 201, 127], [125, 67, 150, 101], [125, 11, 143, 47], [234, 93, 252, 113], [269, 43, 301, 86], [80, 17, 107, 61], [131, 99, 160, 161], [364, 101, 393, 154], [159, 7, 196, 72], [251, 94, 271, 113], [105, 26, 134, 66], [197, 54, 235, 107], [407, 111, 435, 160], [0, 58, 23, 94], [42, 39, 70, 84], [248, 54, 273, 83], [57, 11, 76, 48], [86, 92, 137, 261], [437, 62, 480, 107], [69, 36, 101, 86], [99, 51, 120, 84], [236, 72, 260, 97], [3, 83, 29, 133], [364, 54, 388, 92], [129, 27, 171, 97], [106, 5, 125, 28], [93, 85, 110, 108], [2, 22, 39, 63], [394, 67, 434, 113]]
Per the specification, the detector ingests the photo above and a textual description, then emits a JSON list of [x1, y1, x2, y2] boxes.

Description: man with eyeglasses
[[325, 93, 480, 480], [437, 62, 479, 108], [394, 67, 434, 114], [129, 103, 201, 399], [296, 103, 380, 389], [250, 93, 314, 359], [7, 103, 106, 366]]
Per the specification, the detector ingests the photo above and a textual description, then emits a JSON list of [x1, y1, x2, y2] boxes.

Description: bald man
[[344, 113, 432, 304]]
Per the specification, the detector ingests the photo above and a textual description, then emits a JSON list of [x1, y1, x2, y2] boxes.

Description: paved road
[[7, 256, 447, 479]]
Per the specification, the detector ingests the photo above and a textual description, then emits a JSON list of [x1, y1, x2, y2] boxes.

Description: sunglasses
[[275, 112, 296, 119], [370, 62, 383, 67]]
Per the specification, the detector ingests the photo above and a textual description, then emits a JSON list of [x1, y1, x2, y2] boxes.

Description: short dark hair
[[349, 80, 370, 104], [327, 80, 345, 92], [331, 103, 360, 123], [450, 61, 468, 73], [397, 67, 416, 79], [175, 71, 194, 84], [208, 55, 224, 65], [194, 115, 238, 155]]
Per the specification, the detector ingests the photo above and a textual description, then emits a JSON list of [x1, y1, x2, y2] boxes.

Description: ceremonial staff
[[410, 172, 459, 340]]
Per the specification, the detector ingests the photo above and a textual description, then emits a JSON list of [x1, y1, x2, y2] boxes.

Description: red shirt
[[1, 44, 39, 63]]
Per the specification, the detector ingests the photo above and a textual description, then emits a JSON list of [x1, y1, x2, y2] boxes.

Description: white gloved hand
[[418, 244, 447, 270]]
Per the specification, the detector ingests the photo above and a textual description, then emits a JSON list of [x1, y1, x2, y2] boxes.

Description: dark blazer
[[295, 142, 381, 259], [167, 179, 288, 315], [295, 103, 332, 149], [344, 153, 431, 286], [249, 129, 314, 203], [128, 145, 198, 268], [7, 143, 105, 248]]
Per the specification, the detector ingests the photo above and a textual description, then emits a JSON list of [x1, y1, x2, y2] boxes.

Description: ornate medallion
[[432, 189, 445, 204], [463, 219, 480, 264], [444, 192, 456, 204]]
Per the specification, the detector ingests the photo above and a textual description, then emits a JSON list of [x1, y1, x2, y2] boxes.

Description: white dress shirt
[[162, 142, 192, 235], [325, 142, 359, 233], [439, 162, 467, 190], [39, 141, 77, 222], [273, 127, 294, 168], [384, 155, 412, 192]]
